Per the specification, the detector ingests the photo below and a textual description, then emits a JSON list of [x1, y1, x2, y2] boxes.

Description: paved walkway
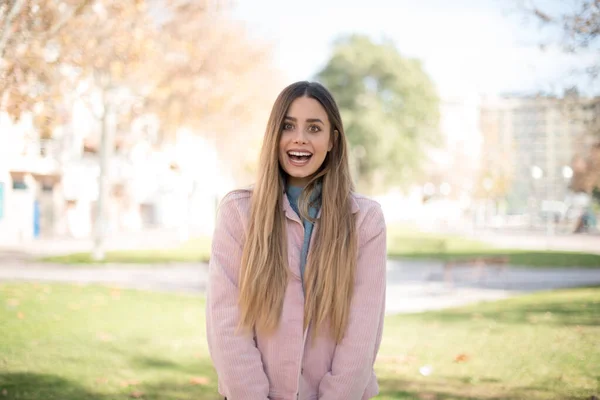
[[385, 260, 600, 313], [2, 259, 599, 315], [0, 229, 185, 262]]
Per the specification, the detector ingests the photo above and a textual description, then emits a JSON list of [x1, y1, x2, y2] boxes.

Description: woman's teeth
[[288, 151, 312, 157], [288, 151, 312, 165]]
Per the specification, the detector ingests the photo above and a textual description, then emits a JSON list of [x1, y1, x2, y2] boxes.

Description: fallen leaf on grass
[[454, 353, 470, 363], [130, 391, 144, 398], [17, 312, 24, 320], [121, 380, 140, 387], [190, 376, 210, 385], [6, 298, 19, 307], [110, 289, 121, 299], [97, 332, 113, 342], [1, 389, 6, 396], [418, 394, 437, 400], [95, 377, 108, 384]]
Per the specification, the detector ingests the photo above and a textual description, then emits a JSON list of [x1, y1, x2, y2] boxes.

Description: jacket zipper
[[284, 200, 317, 399]]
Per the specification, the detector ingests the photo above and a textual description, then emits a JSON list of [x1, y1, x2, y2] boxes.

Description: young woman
[[206, 81, 387, 400]]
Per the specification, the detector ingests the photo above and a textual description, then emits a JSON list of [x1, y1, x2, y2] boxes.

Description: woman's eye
[[308, 125, 321, 133], [283, 123, 293, 131]]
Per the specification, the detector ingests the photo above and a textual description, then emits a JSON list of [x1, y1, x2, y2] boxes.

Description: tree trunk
[[92, 96, 113, 261]]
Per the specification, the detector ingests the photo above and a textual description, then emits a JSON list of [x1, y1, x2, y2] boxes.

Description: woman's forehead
[[286, 97, 329, 122]]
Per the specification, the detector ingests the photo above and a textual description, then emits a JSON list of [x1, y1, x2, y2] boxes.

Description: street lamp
[[558, 165, 574, 234], [531, 165, 543, 180], [530, 165, 543, 229]]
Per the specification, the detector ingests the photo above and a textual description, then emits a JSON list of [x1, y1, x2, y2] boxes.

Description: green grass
[[0, 283, 217, 400], [0, 282, 598, 400], [41, 227, 600, 268], [41, 236, 212, 265], [386, 226, 600, 268], [377, 287, 600, 399]]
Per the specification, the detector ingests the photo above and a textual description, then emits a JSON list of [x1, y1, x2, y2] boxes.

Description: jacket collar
[[282, 191, 360, 221]]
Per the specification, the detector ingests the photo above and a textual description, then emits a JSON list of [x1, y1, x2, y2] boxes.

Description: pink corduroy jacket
[[206, 188, 387, 400]]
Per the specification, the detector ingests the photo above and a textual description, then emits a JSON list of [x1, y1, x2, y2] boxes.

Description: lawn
[[386, 227, 600, 268], [0, 282, 598, 400], [41, 236, 213, 265], [41, 226, 600, 268]]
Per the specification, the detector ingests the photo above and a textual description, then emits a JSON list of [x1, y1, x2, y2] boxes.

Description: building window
[[12, 180, 28, 190], [11, 173, 28, 190]]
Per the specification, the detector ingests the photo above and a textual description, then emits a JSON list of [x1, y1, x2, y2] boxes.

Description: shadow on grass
[[0, 372, 107, 400], [377, 375, 589, 400], [409, 296, 600, 327], [130, 355, 217, 377], [377, 377, 501, 399], [129, 355, 221, 399], [135, 380, 222, 400]]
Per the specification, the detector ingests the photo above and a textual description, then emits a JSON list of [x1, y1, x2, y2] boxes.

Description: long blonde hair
[[238, 81, 358, 343]]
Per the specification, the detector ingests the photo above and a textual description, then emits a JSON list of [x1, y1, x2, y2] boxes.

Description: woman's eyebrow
[[284, 116, 324, 124]]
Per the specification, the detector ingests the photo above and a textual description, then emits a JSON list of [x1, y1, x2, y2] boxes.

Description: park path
[[2, 259, 600, 314]]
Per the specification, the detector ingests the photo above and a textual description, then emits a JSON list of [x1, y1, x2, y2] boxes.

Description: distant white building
[[479, 93, 597, 214], [0, 113, 63, 243], [0, 104, 235, 243]]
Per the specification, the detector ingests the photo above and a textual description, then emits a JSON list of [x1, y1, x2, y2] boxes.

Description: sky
[[232, 0, 597, 98]]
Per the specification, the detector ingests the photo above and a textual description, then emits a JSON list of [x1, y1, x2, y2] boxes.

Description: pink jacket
[[206, 188, 387, 400]]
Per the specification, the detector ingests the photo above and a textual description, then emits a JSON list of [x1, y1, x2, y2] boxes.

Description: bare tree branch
[[0, 0, 27, 57]]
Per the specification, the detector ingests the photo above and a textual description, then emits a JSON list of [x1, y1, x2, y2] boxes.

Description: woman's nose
[[292, 128, 307, 144]]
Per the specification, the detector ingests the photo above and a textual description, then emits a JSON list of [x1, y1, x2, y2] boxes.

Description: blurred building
[[479, 93, 599, 216], [435, 93, 482, 198], [0, 105, 234, 244], [0, 113, 63, 243]]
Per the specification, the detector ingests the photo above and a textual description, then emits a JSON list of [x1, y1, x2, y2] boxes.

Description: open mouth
[[287, 150, 313, 166]]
